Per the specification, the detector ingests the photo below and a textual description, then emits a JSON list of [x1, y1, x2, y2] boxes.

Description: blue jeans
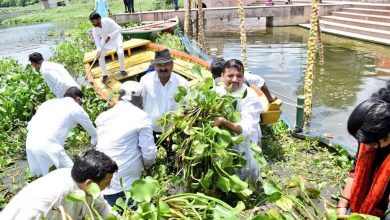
[[104, 191, 135, 212], [173, 0, 178, 10]]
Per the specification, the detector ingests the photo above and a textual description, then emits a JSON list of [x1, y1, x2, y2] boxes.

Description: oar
[[81, 42, 106, 85]]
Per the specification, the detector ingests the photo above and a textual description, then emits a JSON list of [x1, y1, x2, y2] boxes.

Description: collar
[[153, 71, 174, 84]]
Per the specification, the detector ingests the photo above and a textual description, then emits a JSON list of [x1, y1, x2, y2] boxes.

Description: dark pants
[[127, 0, 134, 13], [123, 0, 128, 12], [104, 191, 136, 213], [124, 0, 134, 13], [173, 0, 178, 10]]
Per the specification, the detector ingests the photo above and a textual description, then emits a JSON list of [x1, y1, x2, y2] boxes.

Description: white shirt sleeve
[[94, 195, 112, 218], [245, 73, 265, 88], [138, 117, 157, 169], [41, 70, 60, 98], [107, 18, 122, 40], [73, 105, 98, 145], [237, 90, 264, 137], [92, 29, 102, 51]]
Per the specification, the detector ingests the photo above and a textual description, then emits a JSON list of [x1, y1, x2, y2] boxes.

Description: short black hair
[[28, 52, 44, 64], [89, 12, 101, 20], [71, 149, 118, 183], [211, 58, 225, 79], [223, 59, 245, 74], [64, 87, 83, 99], [347, 82, 390, 143]]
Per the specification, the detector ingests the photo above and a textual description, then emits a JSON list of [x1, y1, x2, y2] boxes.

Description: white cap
[[120, 80, 142, 101]]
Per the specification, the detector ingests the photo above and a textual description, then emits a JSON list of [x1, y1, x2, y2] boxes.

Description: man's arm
[[260, 83, 277, 103], [74, 106, 98, 145], [213, 117, 242, 135], [92, 29, 102, 52], [138, 125, 157, 169]]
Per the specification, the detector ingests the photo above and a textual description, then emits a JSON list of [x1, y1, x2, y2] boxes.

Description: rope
[[270, 89, 297, 103], [282, 102, 303, 109]]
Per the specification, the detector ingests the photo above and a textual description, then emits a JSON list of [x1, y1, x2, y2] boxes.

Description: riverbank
[[1, 0, 183, 26]]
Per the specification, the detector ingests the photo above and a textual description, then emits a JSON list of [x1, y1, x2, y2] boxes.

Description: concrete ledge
[[112, 3, 351, 33]]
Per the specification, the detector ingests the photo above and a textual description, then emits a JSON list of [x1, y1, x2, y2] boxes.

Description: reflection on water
[[206, 27, 390, 153], [0, 23, 63, 65]]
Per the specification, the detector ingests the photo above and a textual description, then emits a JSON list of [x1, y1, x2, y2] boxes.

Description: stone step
[[321, 15, 390, 31], [350, 3, 390, 11], [318, 20, 390, 39], [343, 7, 390, 16], [333, 11, 390, 23], [299, 23, 390, 45]]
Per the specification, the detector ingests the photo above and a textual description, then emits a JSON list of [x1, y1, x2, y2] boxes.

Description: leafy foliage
[[155, 32, 185, 52], [0, 0, 38, 7], [157, 76, 267, 200], [0, 58, 51, 156]]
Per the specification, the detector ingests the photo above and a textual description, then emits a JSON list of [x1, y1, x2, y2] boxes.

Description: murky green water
[[0, 23, 63, 65], [206, 27, 390, 153]]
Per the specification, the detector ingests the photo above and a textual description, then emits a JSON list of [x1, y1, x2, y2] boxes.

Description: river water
[[207, 27, 390, 153], [1, 24, 389, 153], [0, 23, 63, 65]]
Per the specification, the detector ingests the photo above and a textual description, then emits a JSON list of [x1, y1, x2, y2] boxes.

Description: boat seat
[[83, 39, 151, 64]]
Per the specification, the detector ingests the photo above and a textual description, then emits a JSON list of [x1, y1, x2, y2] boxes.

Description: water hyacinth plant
[[157, 76, 267, 199]]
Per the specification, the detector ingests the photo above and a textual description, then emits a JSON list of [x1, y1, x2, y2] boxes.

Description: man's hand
[[105, 36, 111, 44], [95, 51, 101, 59], [213, 117, 226, 127]]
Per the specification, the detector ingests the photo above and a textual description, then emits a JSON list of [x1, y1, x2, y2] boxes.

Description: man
[[95, 0, 110, 17], [213, 59, 265, 182], [140, 49, 188, 137], [29, 52, 80, 98], [173, 0, 179, 10], [211, 58, 277, 102], [89, 12, 127, 84], [96, 81, 156, 206], [0, 149, 118, 219], [26, 87, 97, 176]]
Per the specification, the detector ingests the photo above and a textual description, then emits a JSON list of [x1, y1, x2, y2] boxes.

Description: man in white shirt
[[211, 58, 276, 102], [213, 59, 265, 183], [96, 81, 156, 207], [26, 87, 97, 177], [0, 149, 117, 220], [140, 49, 188, 136], [89, 12, 127, 84], [29, 52, 80, 98]]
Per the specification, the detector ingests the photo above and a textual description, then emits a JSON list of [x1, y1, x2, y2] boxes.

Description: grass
[[1, 0, 184, 25]]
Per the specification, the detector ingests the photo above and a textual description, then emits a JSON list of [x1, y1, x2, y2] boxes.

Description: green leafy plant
[[155, 32, 185, 52], [157, 76, 267, 200]]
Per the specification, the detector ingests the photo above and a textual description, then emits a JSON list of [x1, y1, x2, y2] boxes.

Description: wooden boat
[[83, 39, 282, 124], [122, 17, 179, 39]]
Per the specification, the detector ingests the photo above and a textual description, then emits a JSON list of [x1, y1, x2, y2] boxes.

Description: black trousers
[[126, 0, 134, 13]]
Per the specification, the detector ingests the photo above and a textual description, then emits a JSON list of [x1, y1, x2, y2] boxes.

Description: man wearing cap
[[95, 81, 156, 206], [140, 49, 188, 138], [89, 12, 127, 84]]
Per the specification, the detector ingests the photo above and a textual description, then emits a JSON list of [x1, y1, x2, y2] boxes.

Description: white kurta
[[26, 97, 97, 176], [140, 71, 188, 132], [40, 61, 80, 98], [96, 101, 156, 195], [215, 84, 265, 182], [92, 17, 123, 51], [0, 168, 111, 220], [245, 72, 265, 88]]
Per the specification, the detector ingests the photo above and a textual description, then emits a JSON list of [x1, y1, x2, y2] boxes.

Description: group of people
[[0, 46, 269, 219]]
